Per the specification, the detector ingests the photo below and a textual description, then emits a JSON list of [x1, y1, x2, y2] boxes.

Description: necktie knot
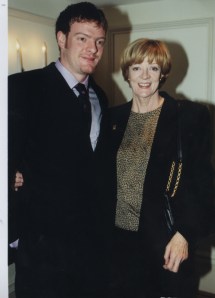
[[76, 83, 87, 96]]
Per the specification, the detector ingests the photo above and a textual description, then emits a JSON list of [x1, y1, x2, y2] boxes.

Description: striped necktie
[[75, 83, 92, 135]]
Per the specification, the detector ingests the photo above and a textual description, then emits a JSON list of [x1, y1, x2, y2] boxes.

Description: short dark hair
[[55, 2, 108, 37]]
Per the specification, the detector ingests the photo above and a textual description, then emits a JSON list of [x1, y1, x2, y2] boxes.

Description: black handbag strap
[[177, 101, 182, 162]]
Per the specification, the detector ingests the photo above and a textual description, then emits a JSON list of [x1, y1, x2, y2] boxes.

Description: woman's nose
[[141, 68, 150, 79]]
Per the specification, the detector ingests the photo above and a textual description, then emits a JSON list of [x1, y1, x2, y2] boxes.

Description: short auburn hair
[[121, 38, 171, 87]]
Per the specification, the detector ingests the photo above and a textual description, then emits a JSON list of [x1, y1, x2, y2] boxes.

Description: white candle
[[42, 42, 47, 66], [16, 40, 24, 72]]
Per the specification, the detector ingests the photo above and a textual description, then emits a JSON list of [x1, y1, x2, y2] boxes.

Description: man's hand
[[14, 171, 24, 191], [163, 231, 188, 273]]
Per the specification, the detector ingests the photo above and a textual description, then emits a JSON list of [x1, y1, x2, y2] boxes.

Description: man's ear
[[57, 31, 66, 49]]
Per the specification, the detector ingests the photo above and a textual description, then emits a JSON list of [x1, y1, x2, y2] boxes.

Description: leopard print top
[[115, 106, 161, 231]]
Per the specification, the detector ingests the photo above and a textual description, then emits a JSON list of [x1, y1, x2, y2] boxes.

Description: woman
[[109, 38, 214, 298]]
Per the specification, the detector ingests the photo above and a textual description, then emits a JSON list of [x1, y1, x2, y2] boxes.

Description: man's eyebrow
[[74, 32, 106, 40], [74, 32, 89, 36]]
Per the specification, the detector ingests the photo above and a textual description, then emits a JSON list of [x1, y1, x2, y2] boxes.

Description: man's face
[[57, 21, 106, 82]]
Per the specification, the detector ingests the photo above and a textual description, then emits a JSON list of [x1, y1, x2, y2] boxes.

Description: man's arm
[[14, 171, 24, 191]]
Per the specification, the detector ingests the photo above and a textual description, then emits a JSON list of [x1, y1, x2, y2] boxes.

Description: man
[[8, 2, 113, 297]]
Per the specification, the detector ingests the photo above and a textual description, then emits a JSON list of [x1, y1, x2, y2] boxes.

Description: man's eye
[[96, 39, 105, 47], [78, 37, 86, 42]]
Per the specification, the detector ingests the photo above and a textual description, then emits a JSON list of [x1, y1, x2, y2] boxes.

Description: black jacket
[[109, 92, 214, 250], [8, 63, 113, 271]]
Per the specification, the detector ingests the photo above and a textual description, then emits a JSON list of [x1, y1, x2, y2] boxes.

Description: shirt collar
[[55, 59, 89, 89]]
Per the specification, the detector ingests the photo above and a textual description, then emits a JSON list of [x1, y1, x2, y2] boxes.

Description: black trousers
[[108, 228, 198, 298], [14, 236, 110, 298], [15, 266, 108, 298]]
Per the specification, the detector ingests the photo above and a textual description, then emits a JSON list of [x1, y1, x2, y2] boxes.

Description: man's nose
[[87, 40, 97, 53]]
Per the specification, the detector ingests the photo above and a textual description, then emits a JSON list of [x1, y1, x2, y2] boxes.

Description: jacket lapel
[[143, 93, 178, 197], [109, 101, 132, 152]]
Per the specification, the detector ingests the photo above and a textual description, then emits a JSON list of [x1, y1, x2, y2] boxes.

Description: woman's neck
[[132, 94, 164, 114]]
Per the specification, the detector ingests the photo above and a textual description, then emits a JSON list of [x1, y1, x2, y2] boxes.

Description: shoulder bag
[[164, 101, 183, 235]]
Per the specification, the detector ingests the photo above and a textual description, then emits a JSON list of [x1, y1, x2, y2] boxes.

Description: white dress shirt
[[55, 60, 101, 150]]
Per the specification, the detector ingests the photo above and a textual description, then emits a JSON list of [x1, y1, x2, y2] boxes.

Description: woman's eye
[[132, 66, 140, 71], [150, 66, 160, 71]]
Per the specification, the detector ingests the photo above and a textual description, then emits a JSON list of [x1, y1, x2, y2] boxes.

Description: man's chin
[[81, 64, 97, 74]]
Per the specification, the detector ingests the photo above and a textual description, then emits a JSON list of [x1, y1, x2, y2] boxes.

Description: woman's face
[[128, 57, 162, 100]]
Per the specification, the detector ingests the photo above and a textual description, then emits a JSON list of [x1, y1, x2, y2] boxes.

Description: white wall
[[8, 0, 70, 19], [8, 0, 215, 294], [1, 1, 8, 297]]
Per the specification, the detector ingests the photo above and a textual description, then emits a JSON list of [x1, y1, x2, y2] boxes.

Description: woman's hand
[[163, 231, 188, 273], [14, 171, 24, 191]]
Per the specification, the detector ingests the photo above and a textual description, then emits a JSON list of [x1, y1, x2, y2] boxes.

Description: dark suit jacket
[[109, 92, 214, 252], [8, 63, 113, 276]]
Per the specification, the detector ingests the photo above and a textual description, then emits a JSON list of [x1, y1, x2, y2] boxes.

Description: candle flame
[[42, 42, 47, 53], [16, 40, 20, 51]]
